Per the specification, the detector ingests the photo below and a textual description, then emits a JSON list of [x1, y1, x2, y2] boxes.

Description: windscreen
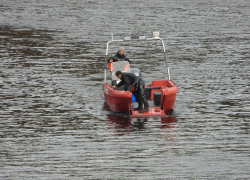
[[111, 61, 130, 81]]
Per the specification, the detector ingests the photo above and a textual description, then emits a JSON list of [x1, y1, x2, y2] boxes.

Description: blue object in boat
[[131, 94, 136, 102]]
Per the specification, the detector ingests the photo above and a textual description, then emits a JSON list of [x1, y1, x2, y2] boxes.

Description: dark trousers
[[132, 79, 149, 108]]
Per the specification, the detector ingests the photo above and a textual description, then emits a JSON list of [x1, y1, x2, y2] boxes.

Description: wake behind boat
[[103, 32, 177, 117]]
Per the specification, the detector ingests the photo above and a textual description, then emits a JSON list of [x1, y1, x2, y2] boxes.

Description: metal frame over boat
[[103, 32, 177, 117]]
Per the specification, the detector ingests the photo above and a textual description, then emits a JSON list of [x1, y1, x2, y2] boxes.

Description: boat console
[[110, 61, 141, 91]]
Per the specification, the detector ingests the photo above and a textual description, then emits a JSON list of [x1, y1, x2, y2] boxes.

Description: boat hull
[[103, 80, 177, 117], [103, 84, 131, 114]]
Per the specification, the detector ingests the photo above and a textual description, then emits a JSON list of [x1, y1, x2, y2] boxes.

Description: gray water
[[0, 0, 250, 179]]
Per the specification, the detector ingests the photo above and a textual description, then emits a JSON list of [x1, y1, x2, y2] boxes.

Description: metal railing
[[104, 34, 171, 84]]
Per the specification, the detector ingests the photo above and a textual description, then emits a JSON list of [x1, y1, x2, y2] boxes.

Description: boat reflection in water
[[103, 102, 177, 133]]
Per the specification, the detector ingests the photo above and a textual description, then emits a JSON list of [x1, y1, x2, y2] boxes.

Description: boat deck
[[130, 99, 164, 117], [147, 99, 160, 107], [131, 107, 165, 117]]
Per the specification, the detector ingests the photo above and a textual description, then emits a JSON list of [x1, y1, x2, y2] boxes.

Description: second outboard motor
[[130, 68, 141, 77]]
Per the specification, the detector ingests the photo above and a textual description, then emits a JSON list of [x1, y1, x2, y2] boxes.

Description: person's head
[[118, 46, 124, 56], [115, 71, 122, 79]]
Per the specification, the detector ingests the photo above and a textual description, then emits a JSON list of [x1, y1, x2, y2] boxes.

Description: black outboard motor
[[130, 68, 141, 77]]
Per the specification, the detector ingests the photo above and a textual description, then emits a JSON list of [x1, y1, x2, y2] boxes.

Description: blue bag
[[131, 93, 136, 102]]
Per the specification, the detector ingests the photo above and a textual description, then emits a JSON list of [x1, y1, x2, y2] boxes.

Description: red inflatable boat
[[102, 32, 177, 117]]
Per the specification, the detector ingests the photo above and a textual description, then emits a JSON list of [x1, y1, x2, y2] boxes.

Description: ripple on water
[[1, 0, 250, 179]]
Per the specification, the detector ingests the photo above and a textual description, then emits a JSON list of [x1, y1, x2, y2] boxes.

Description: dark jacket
[[109, 52, 130, 63], [117, 73, 136, 91]]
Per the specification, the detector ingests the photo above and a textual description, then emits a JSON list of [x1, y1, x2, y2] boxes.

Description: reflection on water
[[103, 102, 178, 132]]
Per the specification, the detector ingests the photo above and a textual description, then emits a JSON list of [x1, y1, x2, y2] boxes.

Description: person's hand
[[112, 86, 117, 89], [120, 91, 125, 94]]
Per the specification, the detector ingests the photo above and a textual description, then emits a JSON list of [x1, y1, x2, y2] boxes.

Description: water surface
[[0, 0, 250, 179]]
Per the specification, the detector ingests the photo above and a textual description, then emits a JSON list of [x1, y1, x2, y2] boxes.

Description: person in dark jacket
[[108, 46, 130, 63], [112, 71, 149, 113]]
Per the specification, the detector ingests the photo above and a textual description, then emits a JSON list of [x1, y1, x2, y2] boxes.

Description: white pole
[[160, 39, 171, 80], [104, 69, 106, 84]]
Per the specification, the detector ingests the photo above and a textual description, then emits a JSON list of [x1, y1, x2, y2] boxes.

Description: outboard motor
[[130, 68, 141, 77]]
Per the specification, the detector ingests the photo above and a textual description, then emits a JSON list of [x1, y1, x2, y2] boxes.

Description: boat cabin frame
[[104, 32, 171, 84]]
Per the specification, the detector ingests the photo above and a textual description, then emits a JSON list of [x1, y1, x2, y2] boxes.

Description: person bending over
[[112, 71, 149, 113]]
